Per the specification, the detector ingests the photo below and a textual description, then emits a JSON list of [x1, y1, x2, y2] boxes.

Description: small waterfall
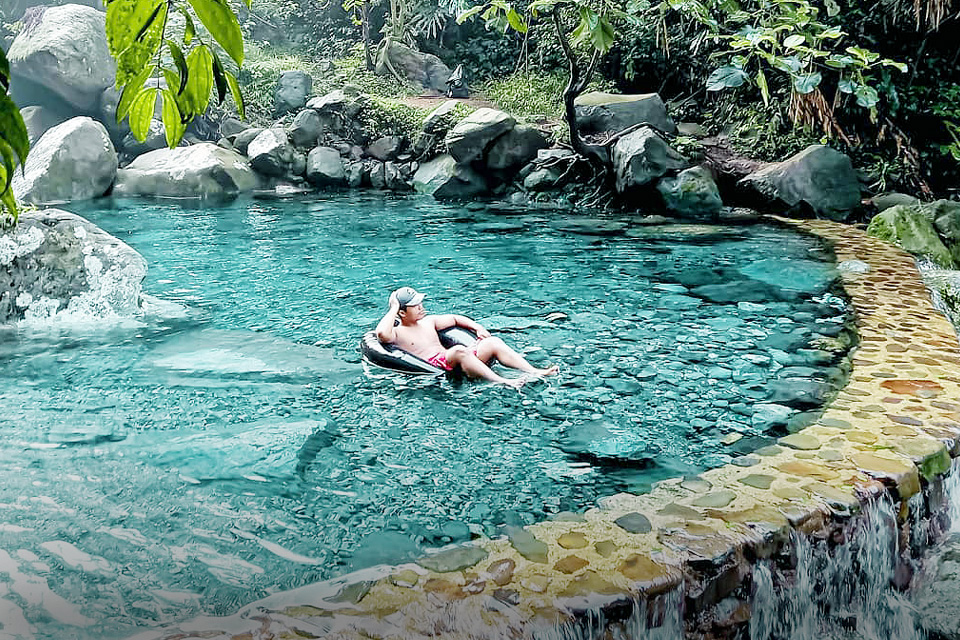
[[533, 589, 684, 640], [749, 495, 924, 640], [946, 460, 960, 533]]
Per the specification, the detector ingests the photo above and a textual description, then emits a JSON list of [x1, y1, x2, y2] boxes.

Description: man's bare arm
[[375, 291, 401, 343], [433, 313, 491, 338]]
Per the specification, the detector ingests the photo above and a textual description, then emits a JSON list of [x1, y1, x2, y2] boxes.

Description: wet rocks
[[612, 126, 686, 193], [0, 208, 146, 323]]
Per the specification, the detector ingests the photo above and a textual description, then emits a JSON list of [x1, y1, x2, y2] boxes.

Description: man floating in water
[[375, 287, 558, 389]]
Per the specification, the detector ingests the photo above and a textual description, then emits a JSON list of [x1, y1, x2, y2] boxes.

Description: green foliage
[[479, 70, 565, 117], [358, 95, 431, 141], [106, 0, 248, 148], [707, 95, 822, 162], [0, 46, 28, 225]]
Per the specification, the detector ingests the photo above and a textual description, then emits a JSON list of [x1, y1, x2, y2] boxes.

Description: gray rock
[[751, 403, 795, 430], [7, 5, 115, 110], [614, 512, 652, 534], [656, 166, 722, 220], [219, 117, 248, 138], [871, 192, 920, 212], [445, 108, 516, 164], [412, 154, 487, 199], [12, 117, 116, 205], [274, 70, 312, 115], [233, 127, 264, 155], [305, 147, 346, 187], [119, 118, 168, 161], [367, 135, 405, 161], [384, 161, 408, 190], [0, 208, 146, 324], [344, 161, 364, 187], [247, 128, 297, 177], [422, 99, 460, 133], [417, 546, 489, 573], [375, 41, 451, 93], [20, 105, 69, 146], [486, 125, 549, 170], [288, 109, 322, 147], [612, 126, 686, 193], [739, 145, 861, 221], [368, 160, 386, 189], [767, 378, 833, 409], [306, 89, 360, 117], [114, 143, 260, 198], [930, 199, 960, 264], [867, 204, 955, 268], [574, 91, 676, 135]]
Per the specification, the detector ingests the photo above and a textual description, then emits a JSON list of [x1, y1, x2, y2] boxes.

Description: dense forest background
[[1, 0, 958, 198]]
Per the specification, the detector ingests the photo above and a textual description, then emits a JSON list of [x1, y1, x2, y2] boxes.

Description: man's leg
[[474, 337, 558, 376], [446, 345, 526, 389]]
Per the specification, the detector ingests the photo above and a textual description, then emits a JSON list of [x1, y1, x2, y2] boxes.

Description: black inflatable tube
[[360, 327, 479, 375]]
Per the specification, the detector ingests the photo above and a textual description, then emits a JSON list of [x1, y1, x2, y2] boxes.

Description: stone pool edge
[[142, 218, 960, 640]]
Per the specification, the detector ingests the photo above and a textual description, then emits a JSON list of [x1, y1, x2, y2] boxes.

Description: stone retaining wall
[[139, 218, 960, 640]]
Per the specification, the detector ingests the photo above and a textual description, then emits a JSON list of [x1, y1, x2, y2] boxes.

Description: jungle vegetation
[[0, 0, 958, 221]]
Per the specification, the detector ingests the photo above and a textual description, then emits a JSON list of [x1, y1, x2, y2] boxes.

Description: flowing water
[[0, 194, 850, 639]]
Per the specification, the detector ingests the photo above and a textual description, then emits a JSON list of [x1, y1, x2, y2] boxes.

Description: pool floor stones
[[143, 218, 960, 640]]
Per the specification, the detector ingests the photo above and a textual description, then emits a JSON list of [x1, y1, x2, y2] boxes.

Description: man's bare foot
[[533, 365, 559, 377], [501, 377, 528, 390]]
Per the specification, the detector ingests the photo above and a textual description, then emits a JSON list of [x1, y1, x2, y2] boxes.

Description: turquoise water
[[0, 194, 849, 639]]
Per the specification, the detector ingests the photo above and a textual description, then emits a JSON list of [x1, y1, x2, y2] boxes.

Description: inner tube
[[360, 327, 478, 375]]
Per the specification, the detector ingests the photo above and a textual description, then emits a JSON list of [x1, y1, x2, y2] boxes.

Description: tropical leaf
[[161, 89, 187, 148], [837, 77, 856, 93], [0, 93, 29, 174], [456, 5, 485, 23], [187, 0, 244, 67], [184, 45, 214, 115], [706, 65, 748, 91], [211, 51, 228, 104], [756, 67, 770, 106], [783, 34, 805, 47], [854, 84, 879, 107], [129, 87, 158, 142], [107, 0, 167, 86], [225, 70, 245, 119], [166, 39, 189, 94], [505, 7, 527, 32], [116, 66, 153, 123], [791, 71, 822, 93]]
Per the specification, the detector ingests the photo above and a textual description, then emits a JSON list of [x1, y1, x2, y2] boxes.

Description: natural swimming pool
[[0, 194, 850, 639]]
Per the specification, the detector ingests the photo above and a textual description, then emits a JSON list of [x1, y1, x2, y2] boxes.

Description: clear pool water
[[0, 194, 849, 639]]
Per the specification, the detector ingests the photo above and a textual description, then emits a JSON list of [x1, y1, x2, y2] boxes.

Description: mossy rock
[[867, 204, 956, 268]]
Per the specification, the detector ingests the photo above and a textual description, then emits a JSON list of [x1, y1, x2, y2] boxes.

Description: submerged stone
[[504, 526, 549, 563], [417, 545, 489, 573], [614, 512, 652, 534], [557, 532, 588, 549]]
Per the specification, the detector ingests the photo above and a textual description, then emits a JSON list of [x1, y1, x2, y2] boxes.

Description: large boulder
[[20, 105, 70, 146], [305, 147, 346, 187], [275, 70, 313, 115], [612, 126, 686, 193], [12, 117, 117, 205], [739, 145, 860, 221], [7, 4, 115, 111], [247, 128, 298, 177], [486, 125, 549, 171], [288, 109, 323, 147], [113, 143, 260, 198], [445, 108, 516, 164], [912, 532, 960, 640], [375, 41, 451, 94], [656, 166, 723, 220], [929, 199, 960, 264], [574, 92, 677, 135], [0, 208, 146, 324], [413, 154, 486, 199], [866, 205, 955, 268]]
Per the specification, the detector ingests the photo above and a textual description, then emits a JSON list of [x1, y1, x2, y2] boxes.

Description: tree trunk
[[362, 0, 373, 71], [553, 9, 608, 166]]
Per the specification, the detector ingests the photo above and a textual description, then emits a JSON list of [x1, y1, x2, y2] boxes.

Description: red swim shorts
[[427, 351, 453, 371]]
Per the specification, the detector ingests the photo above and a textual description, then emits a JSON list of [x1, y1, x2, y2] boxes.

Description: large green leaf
[[184, 45, 214, 115], [116, 65, 153, 123], [854, 84, 879, 108], [0, 92, 29, 172], [456, 5, 484, 23], [107, 0, 167, 86], [783, 34, 805, 48], [705, 65, 747, 91], [0, 45, 10, 90], [129, 87, 158, 142], [187, 0, 244, 67], [225, 70, 244, 119], [791, 71, 822, 94], [756, 68, 769, 106], [166, 39, 189, 95], [211, 51, 228, 105], [161, 89, 187, 148], [505, 7, 527, 33]]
